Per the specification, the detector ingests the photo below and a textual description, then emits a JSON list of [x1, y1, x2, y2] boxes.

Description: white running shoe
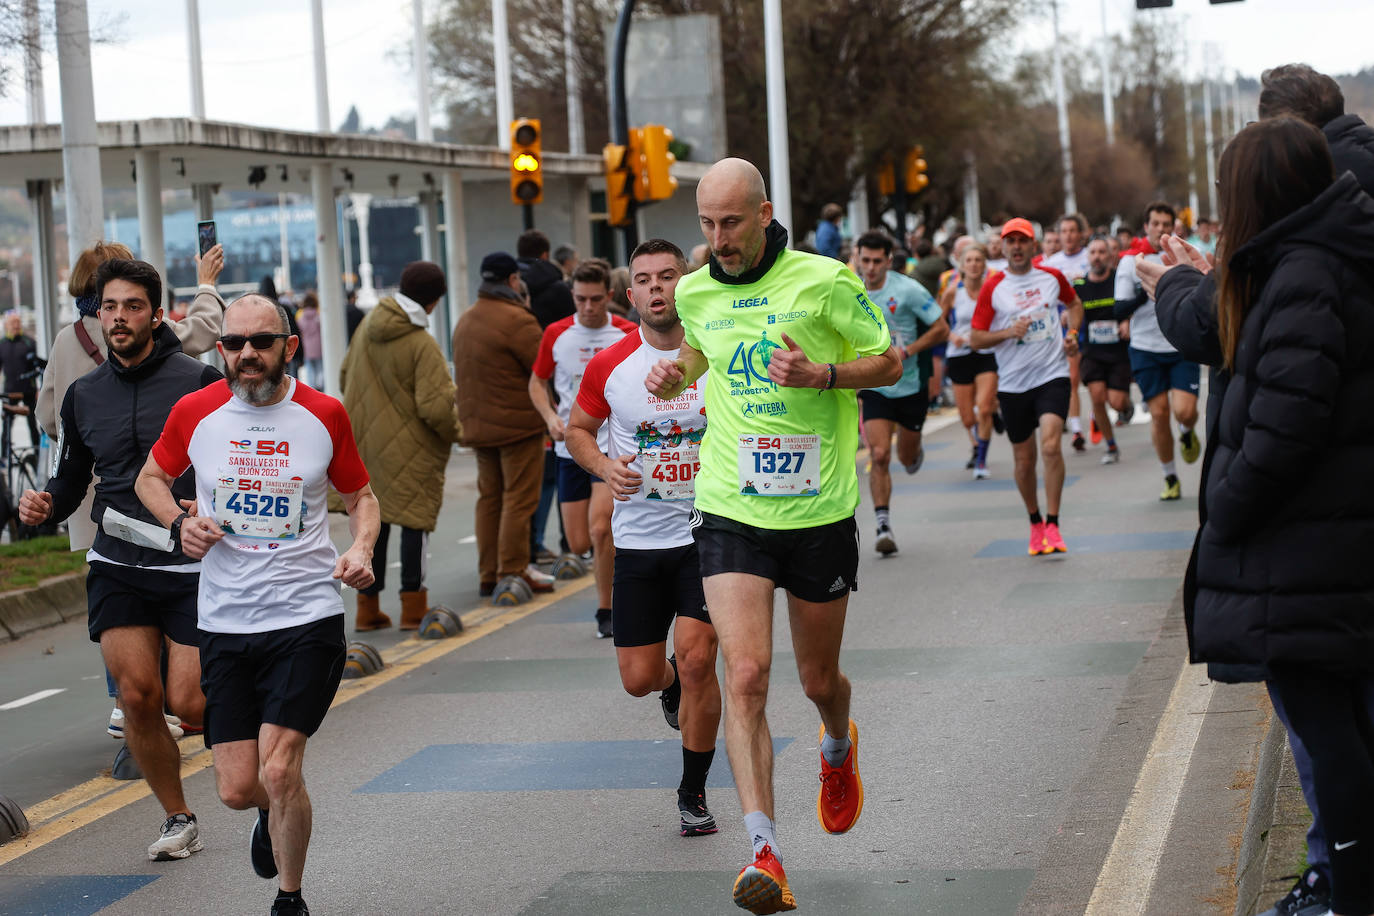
[[874, 525, 898, 556], [1101, 448, 1120, 465], [148, 813, 203, 860], [972, 465, 990, 480], [522, 564, 556, 588], [109, 709, 186, 740]]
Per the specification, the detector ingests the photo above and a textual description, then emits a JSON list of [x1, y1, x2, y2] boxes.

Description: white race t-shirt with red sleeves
[[149, 378, 371, 635], [576, 329, 708, 550], [971, 265, 1077, 394], [532, 314, 637, 459]]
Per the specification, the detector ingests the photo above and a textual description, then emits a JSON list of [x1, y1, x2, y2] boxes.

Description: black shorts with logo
[[691, 509, 858, 604], [997, 377, 1072, 444], [612, 543, 711, 648], [858, 389, 928, 432], [86, 561, 200, 646], [198, 615, 346, 748]]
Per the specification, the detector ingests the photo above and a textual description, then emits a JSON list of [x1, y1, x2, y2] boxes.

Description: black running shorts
[[945, 352, 998, 386], [86, 561, 200, 646], [997, 377, 1071, 444], [198, 615, 346, 748], [556, 455, 602, 503], [691, 509, 858, 604], [858, 389, 929, 432], [612, 543, 711, 648], [1080, 351, 1134, 393]]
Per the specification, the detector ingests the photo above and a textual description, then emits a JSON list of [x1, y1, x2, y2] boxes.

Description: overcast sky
[[0, 0, 1368, 134]]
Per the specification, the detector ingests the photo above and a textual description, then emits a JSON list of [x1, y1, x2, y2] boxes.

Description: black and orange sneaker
[[732, 843, 797, 913], [816, 719, 864, 834], [677, 789, 717, 837]]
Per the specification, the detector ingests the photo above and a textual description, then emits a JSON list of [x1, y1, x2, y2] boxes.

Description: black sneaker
[[595, 608, 614, 640], [270, 895, 310, 916], [1256, 866, 1330, 916], [677, 789, 718, 837], [965, 447, 977, 470], [660, 655, 681, 730], [250, 808, 277, 879], [992, 411, 1005, 435], [1071, 432, 1086, 453]]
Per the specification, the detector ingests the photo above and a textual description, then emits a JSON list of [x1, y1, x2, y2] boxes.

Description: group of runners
[[16, 156, 1207, 916]]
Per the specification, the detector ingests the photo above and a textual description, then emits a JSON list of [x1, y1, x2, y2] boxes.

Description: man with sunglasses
[[19, 257, 222, 862], [136, 294, 379, 916]]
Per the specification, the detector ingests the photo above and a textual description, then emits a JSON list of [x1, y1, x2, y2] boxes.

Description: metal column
[[135, 150, 166, 286], [441, 170, 467, 332], [762, 0, 793, 238], [55, 0, 104, 267], [26, 180, 57, 355], [311, 163, 346, 396]]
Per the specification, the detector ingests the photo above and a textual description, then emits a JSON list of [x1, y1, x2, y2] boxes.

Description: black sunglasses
[[219, 333, 289, 352]]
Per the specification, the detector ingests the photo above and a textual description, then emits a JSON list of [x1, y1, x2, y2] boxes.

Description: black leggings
[[1269, 671, 1374, 915], [361, 524, 428, 595]]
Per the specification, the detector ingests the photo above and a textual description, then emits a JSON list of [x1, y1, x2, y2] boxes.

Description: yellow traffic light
[[877, 156, 896, 197], [510, 118, 543, 205], [904, 146, 929, 193], [627, 127, 650, 203], [603, 142, 634, 227], [641, 125, 678, 201]]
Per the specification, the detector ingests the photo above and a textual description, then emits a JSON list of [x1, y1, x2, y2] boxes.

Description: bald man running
[[646, 158, 901, 914]]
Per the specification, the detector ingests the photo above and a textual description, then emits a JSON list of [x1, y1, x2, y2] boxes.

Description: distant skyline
[[0, 0, 1368, 137]]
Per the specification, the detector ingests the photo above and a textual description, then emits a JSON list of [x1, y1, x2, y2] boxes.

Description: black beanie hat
[[399, 261, 447, 306]]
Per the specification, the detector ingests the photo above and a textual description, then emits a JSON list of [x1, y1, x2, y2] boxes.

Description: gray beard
[[228, 363, 287, 405]]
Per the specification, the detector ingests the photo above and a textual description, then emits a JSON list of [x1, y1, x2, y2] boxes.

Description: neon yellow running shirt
[[677, 246, 891, 529]]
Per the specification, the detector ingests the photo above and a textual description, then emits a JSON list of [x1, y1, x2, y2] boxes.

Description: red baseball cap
[[1000, 217, 1035, 239]]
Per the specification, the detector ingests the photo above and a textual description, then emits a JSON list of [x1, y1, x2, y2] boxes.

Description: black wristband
[[169, 511, 190, 544]]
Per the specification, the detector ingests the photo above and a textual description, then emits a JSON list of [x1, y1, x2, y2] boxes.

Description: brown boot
[[399, 589, 429, 631], [354, 592, 392, 631]]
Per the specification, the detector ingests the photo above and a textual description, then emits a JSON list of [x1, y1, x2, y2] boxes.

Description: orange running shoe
[[1043, 521, 1068, 554], [1028, 521, 1048, 556], [1090, 418, 1103, 445], [817, 719, 864, 834], [732, 844, 797, 914]]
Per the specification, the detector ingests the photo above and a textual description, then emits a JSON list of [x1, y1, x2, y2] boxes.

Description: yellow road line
[[0, 576, 592, 866]]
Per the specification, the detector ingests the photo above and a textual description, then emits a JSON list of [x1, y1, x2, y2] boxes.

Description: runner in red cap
[[969, 218, 1084, 556]]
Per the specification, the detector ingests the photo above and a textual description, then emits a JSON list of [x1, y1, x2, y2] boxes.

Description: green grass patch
[[0, 534, 87, 590]]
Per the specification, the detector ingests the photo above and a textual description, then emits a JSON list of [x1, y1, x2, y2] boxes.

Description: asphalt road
[[0, 403, 1244, 915]]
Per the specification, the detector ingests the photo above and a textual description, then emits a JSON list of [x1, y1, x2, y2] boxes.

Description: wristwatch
[[169, 511, 190, 546]]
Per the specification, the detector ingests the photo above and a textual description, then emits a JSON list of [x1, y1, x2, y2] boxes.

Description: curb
[[0, 571, 87, 640], [1233, 709, 1287, 916]]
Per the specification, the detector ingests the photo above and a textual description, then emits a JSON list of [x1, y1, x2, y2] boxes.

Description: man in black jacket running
[[19, 258, 221, 862]]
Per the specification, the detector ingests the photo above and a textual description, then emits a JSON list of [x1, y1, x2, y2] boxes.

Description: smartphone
[[197, 220, 217, 257]]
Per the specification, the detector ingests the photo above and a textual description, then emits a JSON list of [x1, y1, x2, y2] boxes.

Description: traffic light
[[626, 127, 650, 202], [602, 142, 634, 227], [877, 156, 896, 197], [641, 125, 678, 201], [510, 118, 543, 206], [904, 146, 929, 193]]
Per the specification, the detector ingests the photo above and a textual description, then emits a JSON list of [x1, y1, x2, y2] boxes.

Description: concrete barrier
[[0, 570, 87, 640]]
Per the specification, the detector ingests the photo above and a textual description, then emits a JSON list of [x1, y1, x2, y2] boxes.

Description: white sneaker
[[1101, 448, 1120, 465], [972, 465, 990, 480], [522, 564, 556, 587], [874, 525, 898, 556], [109, 709, 186, 740], [147, 813, 203, 860]]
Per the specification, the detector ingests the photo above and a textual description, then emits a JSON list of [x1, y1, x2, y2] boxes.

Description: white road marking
[[1084, 658, 1215, 915], [458, 535, 477, 544], [1, 688, 67, 710]]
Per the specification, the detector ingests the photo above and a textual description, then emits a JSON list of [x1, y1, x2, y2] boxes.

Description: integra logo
[[731, 296, 769, 309]]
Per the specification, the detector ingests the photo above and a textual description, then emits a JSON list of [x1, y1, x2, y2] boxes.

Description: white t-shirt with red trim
[[971, 265, 1077, 394], [150, 379, 371, 634], [1044, 247, 1090, 283], [576, 329, 707, 550], [532, 314, 637, 459]]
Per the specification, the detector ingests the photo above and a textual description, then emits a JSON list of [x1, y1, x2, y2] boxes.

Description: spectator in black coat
[[1259, 63, 1374, 196], [1151, 118, 1374, 916], [516, 230, 574, 330], [0, 310, 42, 450]]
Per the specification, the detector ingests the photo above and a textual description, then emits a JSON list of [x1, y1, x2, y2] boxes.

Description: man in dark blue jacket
[[19, 258, 221, 863]]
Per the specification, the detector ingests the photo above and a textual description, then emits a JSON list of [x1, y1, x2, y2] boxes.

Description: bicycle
[[1, 400, 43, 542]]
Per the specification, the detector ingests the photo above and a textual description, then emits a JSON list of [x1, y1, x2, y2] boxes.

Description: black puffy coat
[[518, 256, 574, 330], [1324, 113, 1374, 197], [1190, 174, 1374, 674]]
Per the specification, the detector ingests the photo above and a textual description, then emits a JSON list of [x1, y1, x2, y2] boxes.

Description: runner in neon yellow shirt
[[645, 158, 900, 915]]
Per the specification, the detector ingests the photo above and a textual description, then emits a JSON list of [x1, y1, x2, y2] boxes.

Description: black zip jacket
[[46, 323, 222, 567]]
